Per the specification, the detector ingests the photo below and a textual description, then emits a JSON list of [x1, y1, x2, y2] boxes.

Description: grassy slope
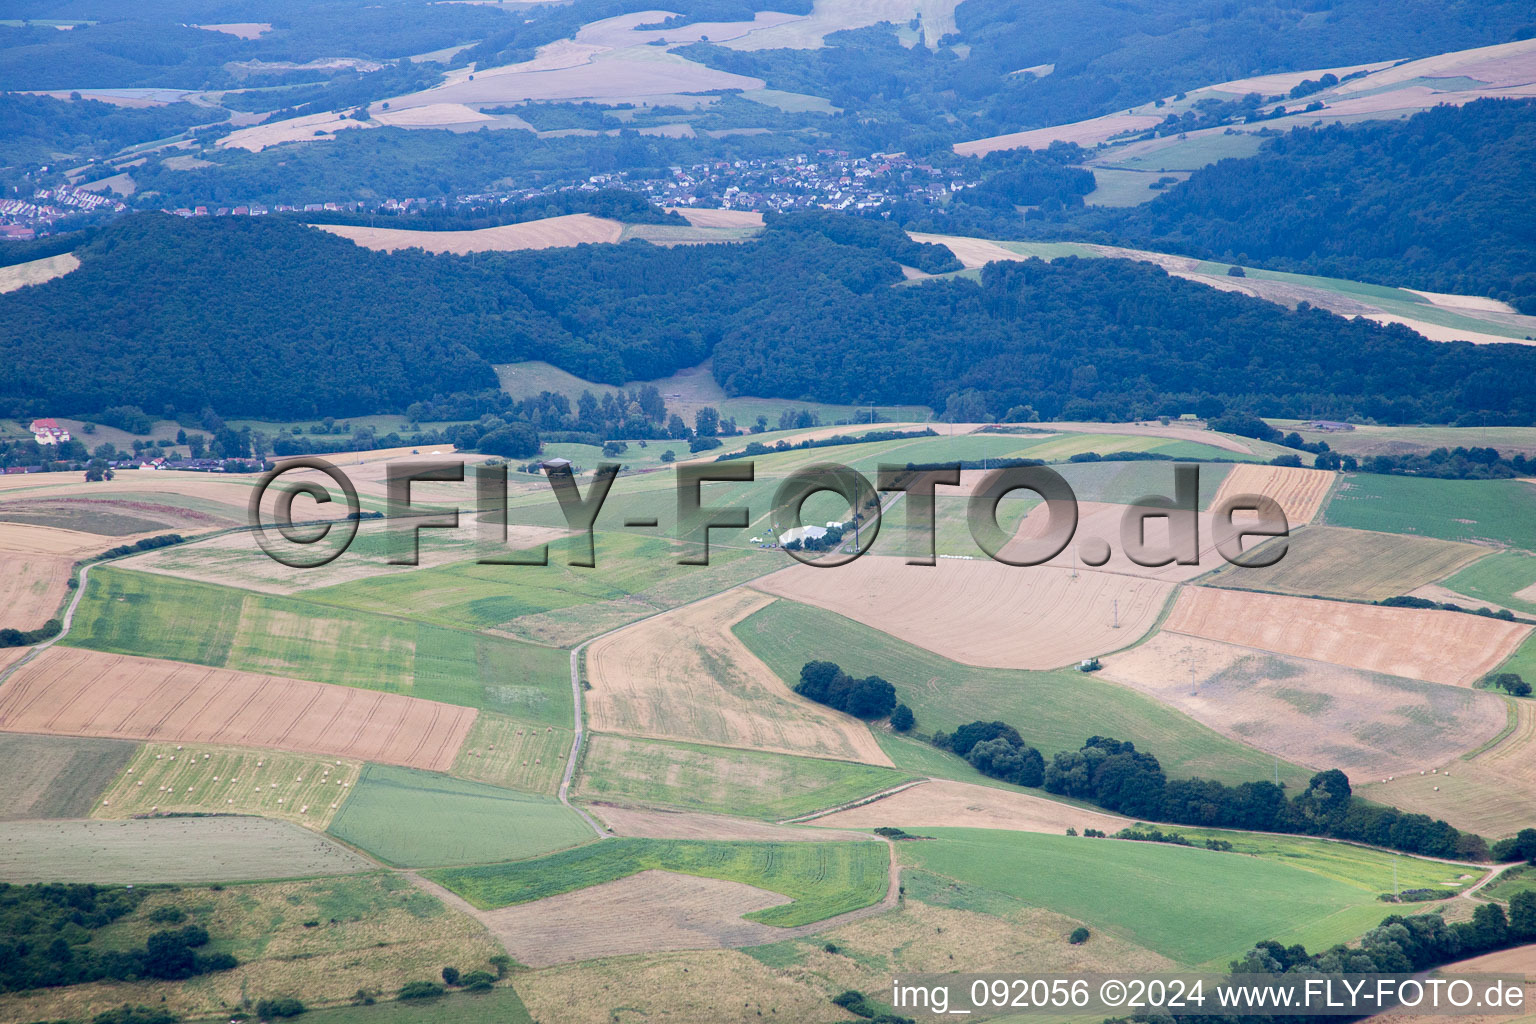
[[427, 837, 888, 926], [734, 597, 1311, 788], [1444, 550, 1536, 615], [898, 828, 1412, 967], [573, 733, 916, 819], [327, 764, 594, 868], [0, 733, 138, 819], [1323, 475, 1536, 551], [301, 989, 533, 1024], [63, 566, 573, 724]]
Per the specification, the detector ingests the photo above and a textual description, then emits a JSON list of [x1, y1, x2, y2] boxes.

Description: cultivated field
[[722, 0, 962, 49], [0, 733, 137, 819], [587, 803, 873, 842], [327, 764, 593, 867], [668, 207, 765, 228], [900, 828, 1413, 967], [92, 744, 363, 828], [752, 556, 1174, 670], [0, 647, 478, 771], [1203, 525, 1488, 602], [450, 712, 571, 794], [428, 837, 890, 927], [572, 733, 915, 819], [478, 869, 796, 966], [1004, 501, 1234, 581], [1211, 462, 1336, 526], [0, 252, 78, 293], [584, 587, 892, 764], [0, 551, 71, 630], [1444, 551, 1536, 615], [0, 817, 371, 883], [1360, 700, 1536, 838], [0, 874, 506, 1023], [808, 778, 1133, 835], [316, 214, 623, 254], [67, 566, 573, 723], [1101, 632, 1508, 777], [1161, 587, 1532, 687], [736, 596, 1311, 785], [1324, 475, 1536, 550]]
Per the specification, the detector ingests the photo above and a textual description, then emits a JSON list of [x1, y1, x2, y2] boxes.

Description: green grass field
[[1496, 631, 1536, 680], [897, 828, 1411, 967], [1157, 829, 1479, 895], [1482, 864, 1536, 904], [1323, 475, 1536, 551], [1055, 459, 1234, 508], [572, 733, 916, 819], [64, 567, 573, 724], [1203, 525, 1487, 602], [427, 837, 888, 926], [451, 713, 571, 795], [326, 764, 595, 867], [1443, 550, 1536, 615], [734, 598, 1311, 788], [0, 733, 138, 820]]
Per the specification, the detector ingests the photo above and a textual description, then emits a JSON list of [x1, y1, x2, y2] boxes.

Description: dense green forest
[[1050, 99, 1536, 313], [5, 210, 1536, 425], [0, 93, 224, 167]]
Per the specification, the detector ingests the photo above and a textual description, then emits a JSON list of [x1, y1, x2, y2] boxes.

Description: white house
[[29, 419, 71, 445]]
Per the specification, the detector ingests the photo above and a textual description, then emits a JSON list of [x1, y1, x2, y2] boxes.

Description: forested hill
[[5, 211, 1536, 424], [1054, 99, 1536, 314]]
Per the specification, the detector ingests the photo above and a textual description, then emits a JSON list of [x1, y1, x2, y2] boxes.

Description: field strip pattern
[[1211, 463, 1336, 526], [586, 802, 877, 843], [752, 557, 1173, 669], [1162, 587, 1531, 687], [804, 779, 1135, 835], [0, 647, 476, 771], [584, 587, 892, 765]]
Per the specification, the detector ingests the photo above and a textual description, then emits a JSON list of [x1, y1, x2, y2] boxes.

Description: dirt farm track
[[0, 647, 476, 771]]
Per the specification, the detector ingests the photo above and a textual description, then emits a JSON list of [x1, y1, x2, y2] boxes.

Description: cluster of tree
[[0, 93, 222, 166], [299, 189, 686, 232], [254, 998, 306, 1019], [0, 618, 61, 649], [763, 210, 960, 274], [1352, 447, 1536, 480], [0, 884, 236, 992], [931, 721, 1045, 787], [795, 661, 901, 721], [13, 212, 1536, 426], [1206, 894, 1536, 1022], [719, 428, 936, 462], [1486, 673, 1533, 698], [440, 965, 496, 991], [1378, 594, 1522, 624], [1492, 828, 1536, 863], [1058, 99, 1536, 313], [832, 989, 915, 1024]]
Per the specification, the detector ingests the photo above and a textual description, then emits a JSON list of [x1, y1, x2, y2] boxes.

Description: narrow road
[[558, 635, 607, 838]]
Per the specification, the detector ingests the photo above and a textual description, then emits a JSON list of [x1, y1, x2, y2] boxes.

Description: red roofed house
[[30, 419, 71, 445]]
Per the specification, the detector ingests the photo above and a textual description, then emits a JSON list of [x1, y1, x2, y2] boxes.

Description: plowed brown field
[[0, 647, 475, 771]]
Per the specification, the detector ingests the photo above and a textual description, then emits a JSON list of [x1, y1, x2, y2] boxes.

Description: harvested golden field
[[517, 949, 841, 1024], [669, 207, 765, 227], [584, 588, 891, 764], [450, 712, 569, 794], [955, 111, 1165, 155], [1005, 501, 1228, 582], [219, 110, 374, 151], [91, 743, 363, 828], [0, 551, 71, 630], [0, 252, 78, 293], [1361, 700, 1536, 838], [1211, 463, 1336, 525], [482, 870, 797, 966], [1101, 633, 1508, 778], [0, 647, 476, 771], [587, 803, 873, 842], [370, 102, 498, 126], [1162, 587, 1532, 687], [316, 213, 623, 254], [808, 779, 1133, 835], [192, 21, 271, 38], [722, 0, 962, 50], [752, 557, 1173, 669], [908, 230, 1027, 268], [1204, 525, 1487, 602]]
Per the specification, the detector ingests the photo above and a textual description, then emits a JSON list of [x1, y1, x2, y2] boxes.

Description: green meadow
[[327, 765, 594, 867], [734, 598, 1310, 788], [572, 733, 917, 819], [1324, 475, 1536, 550], [65, 567, 572, 724], [427, 837, 888, 926], [897, 829, 1416, 967], [1443, 550, 1536, 614]]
